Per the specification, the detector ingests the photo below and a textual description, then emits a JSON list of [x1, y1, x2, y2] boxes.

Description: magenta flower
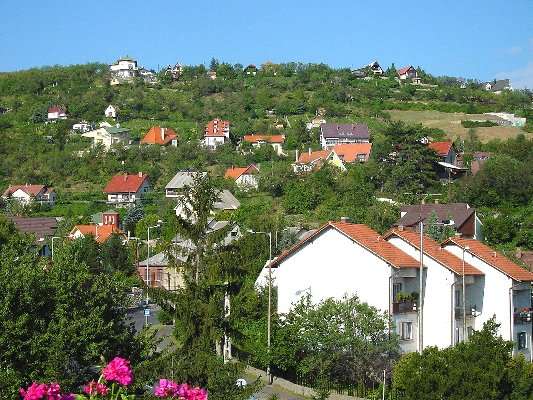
[[176, 383, 208, 400], [46, 383, 61, 400], [83, 380, 109, 396], [154, 379, 179, 397], [102, 357, 133, 386], [19, 382, 47, 400]]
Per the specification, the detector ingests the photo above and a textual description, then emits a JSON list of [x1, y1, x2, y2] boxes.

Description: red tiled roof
[[103, 173, 149, 193], [48, 105, 66, 114], [70, 224, 123, 243], [2, 184, 48, 197], [271, 221, 419, 269], [243, 134, 285, 144], [428, 141, 453, 157], [205, 119, 230, 137], [443, 237, 533, 282], [333, 143, 372, 162], [297, 150, 331, 164], [141, 126, 177, 145], [397, 66, 414, 75], [224, 165, 259, 180], [384, 229, 483, 276]]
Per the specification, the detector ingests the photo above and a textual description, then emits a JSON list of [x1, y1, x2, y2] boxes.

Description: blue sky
[[1, 0, 532, 87]]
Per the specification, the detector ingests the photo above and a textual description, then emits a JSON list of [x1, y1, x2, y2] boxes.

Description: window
[[393, 283, 402, 300], [455, 290, 461, 307], [518, 332, 527, 350], [400, 322, 412, 340]]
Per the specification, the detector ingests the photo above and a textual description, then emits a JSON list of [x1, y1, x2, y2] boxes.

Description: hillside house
[[105, 105, 118, 119], [224, 165, 259, 190], [141, 126, 178, 146], [165, 62, 183, 80], [397, 65, 421, 84], [109, 57, 138, 84], [47, 106, 67, 121], [204, 119, 230, 149], [242, 134, 285, 155], [165, 171, 207, 198], [68, 211, 124, 243], [6, 216, 59, 256], [320, 123, 370, 149], [72, 121, 92, 133], [443, 237, 533, 360], [2, 184, 56, 205], [306, 116, 327, 130], [82, 125, 131, 150], [292, 149, 346, 173], [333, 143, 372, 163], [395, 203, 483, 240], [174, 188, 240, 220], [484, 79, 511, 94], [428, 141, 467, 179], [103, 172, 150, 204]]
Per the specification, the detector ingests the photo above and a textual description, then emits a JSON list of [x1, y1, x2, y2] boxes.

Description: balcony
[[455, 305, 479, 318], [514, 308, 532, 324], [393, 300, 418, 314]]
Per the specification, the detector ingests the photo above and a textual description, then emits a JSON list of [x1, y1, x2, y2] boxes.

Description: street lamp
[[145, 220, 163, 327], [247, 229, 273, 385], [462, 246, 470, 342]]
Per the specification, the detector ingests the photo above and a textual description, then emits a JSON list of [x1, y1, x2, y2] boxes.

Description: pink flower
[[83, 381, 109, 396], [46, 383, 61, 400], [19, 383, 47, 400], [59, 395, 75, 400], [154, 379, 179, 398], [102, 357, 133, 386], [176, 383, 208, 400]]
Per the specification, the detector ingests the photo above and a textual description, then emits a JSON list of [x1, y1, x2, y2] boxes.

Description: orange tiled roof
[[443, 237, 533, 282], [71, 224, 123, 243], [103, 173, 149, 193], [333, 143, 372, 162], [428, 141, 453, 157], [224, 165, 259, 180], [243, 134, 285, 144], [384, 229, 483, 276], [205, 119, 230, 137], [141, 126, 177, 145], [2, 184, 49, 197], [271, 221, 419, 269], [297, 150, 331, 164]]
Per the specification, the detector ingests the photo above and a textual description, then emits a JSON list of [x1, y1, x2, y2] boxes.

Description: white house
[[2, 184, 56, 206], [242, 134, 285, 156], [442, 237, 533, 360], [203, 119, 230, 149], [397, 66, 421, 83], [384, 229, 484, 352], [82, 125, 131, 150], [224, 165, 259, 190], [47, 106, 67, 121], [105, 105, 117, 119], [268, 221, 420, 348], [103, 172, 150, 204], [110, 57, 138, 83], [72, 121, 92, 133]]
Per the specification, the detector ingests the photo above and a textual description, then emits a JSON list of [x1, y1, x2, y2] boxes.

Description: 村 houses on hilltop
[[204, 119, 230, 149], [109, 57, 138, 85], [397, 65, 421, 84], [484, 79, 511, 94], [2, 184, 56, 205], [103, 172, 150, 205], [320, 123, 370, 149], [242, 134, 285, 155], [141, 126, 178, 146]]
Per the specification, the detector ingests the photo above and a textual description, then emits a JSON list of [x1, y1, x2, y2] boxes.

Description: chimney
[[340, 217, 350, 223], [138, 172, 143, 177], [123, 174, 127, 181], [103, 211, 120, 229], [308, 148, 311, 155], [161, 127, 165, 141], [295, 149, 299, 162], [398, 225, 404, 231], [454, 232, 462, 237]]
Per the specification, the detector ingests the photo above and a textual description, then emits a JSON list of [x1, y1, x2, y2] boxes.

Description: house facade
[[443, 237, 533, 360], [224, 165, 259, 189], [293, 149, 346, 173], [105, 105, 117, 119], [103, 172, 150, 204], [397, 66, 420, 83], [2, 184, 56, 205], [82, 126, 131, 150], [319, 123, 370, 149], [110, 58, 138, 84], [242, 134, 285, 155], [204, 119, 230, 149], [68, 211, 124, 243]]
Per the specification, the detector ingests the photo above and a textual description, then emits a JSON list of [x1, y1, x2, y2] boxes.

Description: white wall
[[276, 227, 391, 315], [236, 174, 258, 189], [387, 237, 455, 349]]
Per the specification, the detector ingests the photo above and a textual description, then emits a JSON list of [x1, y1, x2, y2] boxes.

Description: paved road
[[243, 373, 308, 400], [127, 305, 174, 351]]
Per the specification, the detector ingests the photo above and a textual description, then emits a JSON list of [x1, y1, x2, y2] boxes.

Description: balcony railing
[[393, 300, 418, 314], [455, 305, 479, 318], [514, 309, 532, 324]]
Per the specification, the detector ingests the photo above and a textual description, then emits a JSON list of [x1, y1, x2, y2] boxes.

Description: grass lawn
[[387, 110, 528, 142]]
